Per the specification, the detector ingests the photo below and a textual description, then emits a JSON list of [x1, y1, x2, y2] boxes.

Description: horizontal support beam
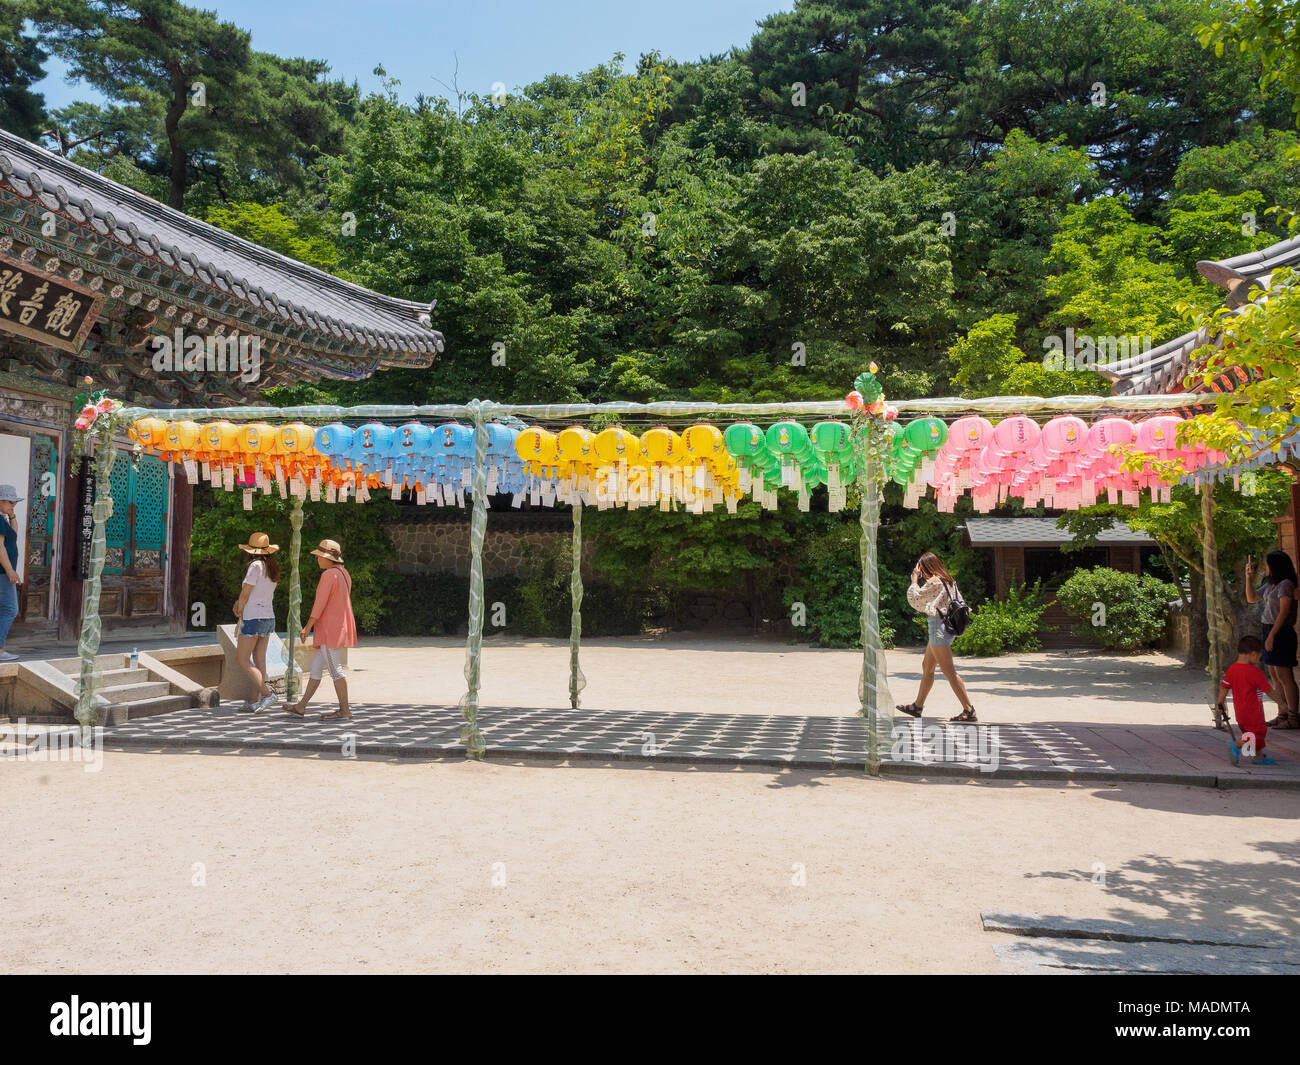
[[120, 392, 1230, 425]]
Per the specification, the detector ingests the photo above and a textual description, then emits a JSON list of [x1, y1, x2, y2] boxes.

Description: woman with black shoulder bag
[[896, 551, 977, 722]]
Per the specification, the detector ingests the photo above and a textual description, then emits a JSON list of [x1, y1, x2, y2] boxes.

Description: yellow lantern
[[129, 417, 169, 451], [593, 426, 640, 464], [640, 426, 682, 465], [556, 425, 594, 463], [239, 422, 277, 456], [515, 426, 558, 466]]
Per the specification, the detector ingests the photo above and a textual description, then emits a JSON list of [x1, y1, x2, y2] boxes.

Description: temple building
[[0, 129, 442, 642]]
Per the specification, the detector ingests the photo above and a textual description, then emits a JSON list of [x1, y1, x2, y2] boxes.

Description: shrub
[[952, 580, 1050, 656], [1056, 566, 1178, 650], [783, 524, 898, 648]]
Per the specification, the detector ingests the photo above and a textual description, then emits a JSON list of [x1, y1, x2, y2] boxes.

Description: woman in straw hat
[[285, 539, 357, 721], [233, 531, 281, 713]]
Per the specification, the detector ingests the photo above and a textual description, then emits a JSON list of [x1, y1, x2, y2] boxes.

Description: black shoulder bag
[[940, 581, 971, 637]]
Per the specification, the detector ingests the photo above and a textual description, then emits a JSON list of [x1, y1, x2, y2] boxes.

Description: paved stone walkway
[[95, 702, 1300, 787]]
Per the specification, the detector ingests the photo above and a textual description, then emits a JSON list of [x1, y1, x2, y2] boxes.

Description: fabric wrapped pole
[[458, 400, 490, 758], [855, 417, 894, 774], [569, 498, 587, 709], [286, 495, 304, 703], [74, 439, 118, 727]]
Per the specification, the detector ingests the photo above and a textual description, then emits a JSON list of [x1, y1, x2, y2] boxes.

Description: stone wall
[[385, 514, 595, 580]]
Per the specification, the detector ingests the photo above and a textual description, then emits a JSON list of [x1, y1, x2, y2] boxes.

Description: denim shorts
[[239, 616, 276, 637], [927, 613, 956, 648]]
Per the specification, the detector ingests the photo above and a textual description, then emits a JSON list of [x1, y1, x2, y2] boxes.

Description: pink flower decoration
[[83, 376, 94, 385], [95, 399, 114, 413], [80, 405, 97, 421], [867, 399, 885, 415], [845, 391, 864, 411], [74, 418, 90, 430], [868, 361, 878, 373], [884, 407, 898, 421]]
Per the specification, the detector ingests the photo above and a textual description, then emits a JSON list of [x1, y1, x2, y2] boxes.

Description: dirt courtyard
[[340, 632, 1218, 726], [3, 636, 1292, 974], [3, 749, 1296, 974]]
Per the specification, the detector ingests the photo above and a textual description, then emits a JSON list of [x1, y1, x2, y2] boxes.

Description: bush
[[783, 524, 898, 648], [952, 580, 1050, 656], [1056, 566, 1178, 650]]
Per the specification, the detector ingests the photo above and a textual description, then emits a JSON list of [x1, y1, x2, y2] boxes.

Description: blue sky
[[35, 0, 791, 111]]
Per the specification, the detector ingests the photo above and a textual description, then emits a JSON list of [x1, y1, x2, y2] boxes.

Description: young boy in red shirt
[[1218, 635, 1279, 766]]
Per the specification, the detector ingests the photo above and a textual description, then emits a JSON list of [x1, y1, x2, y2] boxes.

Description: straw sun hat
[[309, 539, 344, 564], [238, 532, 279, 555]]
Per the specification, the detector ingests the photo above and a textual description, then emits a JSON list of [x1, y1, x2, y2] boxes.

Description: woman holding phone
[[1245, 550, 1299, 729], [897, 551, 976, 722]]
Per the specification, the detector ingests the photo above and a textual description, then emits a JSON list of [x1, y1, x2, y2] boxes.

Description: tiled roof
[[0, 128, 442, 362], [965, 517, 1153, 546], [1102, 234, 1300, 397]]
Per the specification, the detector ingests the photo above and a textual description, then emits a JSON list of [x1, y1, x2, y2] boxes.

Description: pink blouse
[[309, 565, 357, 648]]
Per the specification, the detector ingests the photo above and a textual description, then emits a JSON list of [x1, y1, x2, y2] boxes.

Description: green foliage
[[205, 202, 344, 274], [948, 313, 1107, 397], [28, 0, 356, 209], [782, 523, 899, 648], [1057, 567, 1180, 649], [0, 5, 47, 138], [952, 581, 1050, 656], [188, 487, 398, 636]]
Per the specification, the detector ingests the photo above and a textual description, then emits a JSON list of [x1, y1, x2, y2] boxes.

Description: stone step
[[122, 694, 193, 721], [100, 680, 172, 705], [99, 666, 150, 684], [45, 654, 131, 675]]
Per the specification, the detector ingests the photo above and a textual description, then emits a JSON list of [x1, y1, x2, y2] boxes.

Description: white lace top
[[907, 578, 955, 617]]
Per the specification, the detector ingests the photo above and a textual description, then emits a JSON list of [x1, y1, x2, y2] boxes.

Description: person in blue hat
[[0, 484, 23, 662]]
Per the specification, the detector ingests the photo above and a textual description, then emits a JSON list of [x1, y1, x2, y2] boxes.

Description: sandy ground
[[4, 636, 1290, 975], [3, 749, 1297, 974], [344, 633, 1215, 726]]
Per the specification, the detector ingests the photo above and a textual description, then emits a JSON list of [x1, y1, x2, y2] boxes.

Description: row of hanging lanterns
[[127, 407, 1228, 513]]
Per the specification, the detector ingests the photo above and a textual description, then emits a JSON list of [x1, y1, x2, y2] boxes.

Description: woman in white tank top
[[232, 532, 280, 713]]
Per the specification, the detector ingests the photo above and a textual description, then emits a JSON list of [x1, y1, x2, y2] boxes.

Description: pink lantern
[[1041, 415, 1088, 456], [1135, 415, 1183, 458], [1086, 417, 1136, 454], [945, 416, 994, 453], [991, 415, 1041, 455]]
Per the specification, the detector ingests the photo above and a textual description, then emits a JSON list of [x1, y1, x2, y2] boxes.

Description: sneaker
[[0, 650, 17, 663], [1252, 755, 1277, 766], [251, 694, 276, 714], [1227, 734, 1240, 766]]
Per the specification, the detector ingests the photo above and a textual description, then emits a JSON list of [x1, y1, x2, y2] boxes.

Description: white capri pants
[[308, 646, 347, 681]]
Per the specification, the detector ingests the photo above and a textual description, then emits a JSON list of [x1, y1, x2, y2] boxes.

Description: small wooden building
[[0, 129, 443, 642], [964, 517, 1157, 644]]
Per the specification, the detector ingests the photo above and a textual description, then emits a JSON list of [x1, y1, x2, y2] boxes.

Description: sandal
[[896, 702, 924, 718], [284, 705, 306, 717], [320, 710, 352, 721], [1275, 714, 1300, 730], [950, 708, 978, 722]]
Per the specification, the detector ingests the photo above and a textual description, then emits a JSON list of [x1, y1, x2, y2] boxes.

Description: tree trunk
[[166, 68, 188, 210], [1201, 483, 1235, 706], [1186, 567, 1209, 671]]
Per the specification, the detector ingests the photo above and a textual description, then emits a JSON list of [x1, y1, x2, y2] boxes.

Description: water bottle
[[130, 647, 139, 668]]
